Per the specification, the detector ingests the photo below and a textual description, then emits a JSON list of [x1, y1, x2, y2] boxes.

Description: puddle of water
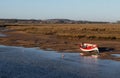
[[0, 45, 120, 78], [0, 33, 6, 37], [112, 54, 120, 57]]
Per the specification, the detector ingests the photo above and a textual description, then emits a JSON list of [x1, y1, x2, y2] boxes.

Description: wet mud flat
[[0, 45, 120, 78]]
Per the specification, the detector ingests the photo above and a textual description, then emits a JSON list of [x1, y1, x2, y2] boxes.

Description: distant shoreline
[[0, 19, 111, 24]]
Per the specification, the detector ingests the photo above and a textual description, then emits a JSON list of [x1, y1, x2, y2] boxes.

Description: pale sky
[[0, 0, 120, 22]]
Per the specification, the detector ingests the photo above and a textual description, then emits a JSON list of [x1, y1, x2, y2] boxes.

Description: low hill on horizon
[[0, 19, 110, 24]]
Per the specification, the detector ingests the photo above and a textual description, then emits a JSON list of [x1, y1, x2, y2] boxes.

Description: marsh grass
[[7, 24, 120, 40]]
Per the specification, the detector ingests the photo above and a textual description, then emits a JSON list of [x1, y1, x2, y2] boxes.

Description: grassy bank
[[0, 24, 120, 61], [7, 24, 120, 41]]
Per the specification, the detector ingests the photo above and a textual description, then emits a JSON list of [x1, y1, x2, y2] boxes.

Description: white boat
[[79, 43, 99, 53]]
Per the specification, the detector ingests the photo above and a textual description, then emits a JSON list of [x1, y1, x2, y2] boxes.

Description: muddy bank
[[0, 27, 120, 61]]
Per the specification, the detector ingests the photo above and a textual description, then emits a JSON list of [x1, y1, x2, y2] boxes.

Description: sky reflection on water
[[0, 45, 120, 78], [0, 33, 6, 37]]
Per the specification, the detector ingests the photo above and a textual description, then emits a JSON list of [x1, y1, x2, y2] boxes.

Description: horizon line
[[0, 18, 118, 23]]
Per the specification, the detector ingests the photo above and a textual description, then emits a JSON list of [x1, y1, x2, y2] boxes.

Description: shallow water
[[112, 54, 120, 57], [0, 45, 120, 78], [0, 33, 6, 37]]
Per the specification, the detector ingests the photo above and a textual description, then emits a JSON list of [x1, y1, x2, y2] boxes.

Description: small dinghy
[[79, 43, 99, 53]]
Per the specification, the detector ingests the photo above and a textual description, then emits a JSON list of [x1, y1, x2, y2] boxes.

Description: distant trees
[[0, 19, 110, 24], [117, 21, 120, 24]]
